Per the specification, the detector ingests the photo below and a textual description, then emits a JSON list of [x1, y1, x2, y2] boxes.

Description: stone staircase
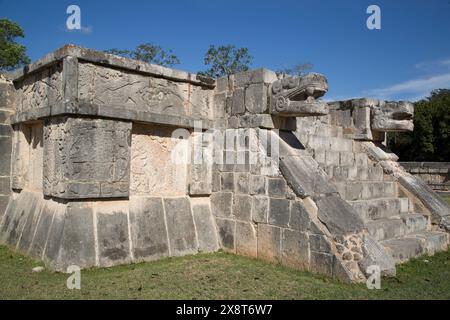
[[296, 118, 449, 264]]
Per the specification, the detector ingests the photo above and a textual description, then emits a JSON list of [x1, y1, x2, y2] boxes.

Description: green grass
[[0, 245, 449, 299], [441, 194, 450, 205]]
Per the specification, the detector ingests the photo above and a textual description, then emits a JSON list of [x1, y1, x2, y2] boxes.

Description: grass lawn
[[0, 245, 449, 300], [441, 194, 450, 205]]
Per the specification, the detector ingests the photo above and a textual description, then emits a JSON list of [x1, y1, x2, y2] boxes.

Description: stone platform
[[0, 45, 448, 282]]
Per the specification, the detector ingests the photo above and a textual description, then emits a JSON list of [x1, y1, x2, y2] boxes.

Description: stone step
[[366, 218, 406, 241], [349, 197, 411, 221], [381, 237, 425, 264], [326, 165, 384, 181], [400, 213, 428, 234], [296, 119, 343, 138], [305, 135, 353, 152], [334, 181, 397, 201], [314, 151, 369, 167], [366, 214, 428, 241], [381, 231, 449, 264]]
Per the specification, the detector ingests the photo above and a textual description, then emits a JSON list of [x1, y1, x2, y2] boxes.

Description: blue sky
[[1, 0, 450, 101]]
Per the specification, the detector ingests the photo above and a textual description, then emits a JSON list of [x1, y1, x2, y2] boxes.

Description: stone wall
[[399, 162, 450, 191], [1, 45, 448, 282], [0, 75, 14, 219]]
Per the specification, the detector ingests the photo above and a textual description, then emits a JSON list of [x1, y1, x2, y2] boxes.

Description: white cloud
[[366, 58, 450, 101]]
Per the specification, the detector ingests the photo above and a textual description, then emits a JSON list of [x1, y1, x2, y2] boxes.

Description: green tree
[[0, 18, 30, 71], [105, 43, 180, 67], [199, 45, 253, 78], [388, 89, 450, 161], [276, 63, 313, 77]]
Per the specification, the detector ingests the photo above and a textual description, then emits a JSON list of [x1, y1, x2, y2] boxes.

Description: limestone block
[[257, 224, 282, 263], [231, 88, 245, 115], [191, 199, 219, 252], [220, 172, 234, 191], [233, 194, 252, 221], [249, 175, 266, 195], [210, 192, 233, 218], [0, 192, 36, 247], [14, 64, 63, 113], [234, 172, 250, 194], [281, 229, 309, 269], [16, 195, 46, 253], [309, 251, 333, 277], [163, 197, 197, 256], [53, 202, 96, 271], [0, 136, 12, 176], [78, 62, 213, 120], [96, 202, 131, 266], [130, 123, 189, 197], [216, 217, 236, 252], [252, 196, 268, 224], [315, 195, 364, 235], [235, 221, 257, 257], [289, 200, 312, 231], [29, 200, 61, 260], [267, 177, 287, 197], [279, 155, 337, 197], [268, 198, 290, 227], [309, 234, 332, 253], [232, 68, 278, 87], [245, 83, 267, 114], [44, 117, 132, 199], [129, 197, 169, 261]]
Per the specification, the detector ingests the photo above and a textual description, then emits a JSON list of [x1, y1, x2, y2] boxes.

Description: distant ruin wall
[[399, 162, 450, 191]]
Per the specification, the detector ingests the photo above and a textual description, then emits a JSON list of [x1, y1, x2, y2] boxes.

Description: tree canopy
[[199, 45, 253, 78], [387, 89, 450, 161], [0, 18, 30, 71], [105, 43, 180, 67], [275, 63, 313, 77]]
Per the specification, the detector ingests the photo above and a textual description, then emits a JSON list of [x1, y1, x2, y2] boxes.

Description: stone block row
[[0, 191, 219, 271]]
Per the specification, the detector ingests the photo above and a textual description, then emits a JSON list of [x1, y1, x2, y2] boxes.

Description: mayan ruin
[[0, 44, 448, 284]]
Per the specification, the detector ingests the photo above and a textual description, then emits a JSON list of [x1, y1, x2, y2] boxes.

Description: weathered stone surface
[[0, 136, 12, 176], [231, 88, 245, 115], [252, 196, 268, 224], [268, 198, 290, 227], [267, 177, 287, 197], [129, 197, 169, 261], [234, 172, 250, 194], [315, 195, 364, 235], [54, 202, 96, 271], [399, 175, 450, 222], [249, 175, 266, 195], [269, 74, 329, 117], [16, 196, 46, 253], [216, 217, 236, 252], [279, 155, 337, 197], [235, 221, 257, 257], [233, 194, 252, 221], [220, 172, 234, 191], [96, 203, 131, 266], [359, 234, 396, 277], [191, 200, 219, 253], [309, 251, 334, 277], [210, 192, 233, 218], [28, 200, 60, 260], [44, 117, 131, 199], [309, 234, 332, 253], [257, 224, 281, 263], [281, 229, 309, 269], [245, 83, 267, 114], [163, 197, 197, 256], [78, 61, 213, 120], [289, 200, 312, 231]]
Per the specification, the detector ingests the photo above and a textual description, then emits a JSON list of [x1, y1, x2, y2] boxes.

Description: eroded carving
[[269, 73, 329, 116]]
